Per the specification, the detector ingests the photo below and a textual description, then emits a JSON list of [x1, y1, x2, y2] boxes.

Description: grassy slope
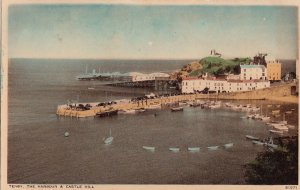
[[189, 56, 251, 76]]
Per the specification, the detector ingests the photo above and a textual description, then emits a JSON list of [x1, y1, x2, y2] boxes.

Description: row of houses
[[181, 62, 276, 93], [182, 77, 270, 93]]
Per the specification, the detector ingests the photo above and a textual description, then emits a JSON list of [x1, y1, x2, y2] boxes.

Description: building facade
[[266, 60, 282, 81], [130, 72, 170, 82], [240, 65, 267, 80], [181, 77, 270, 93]]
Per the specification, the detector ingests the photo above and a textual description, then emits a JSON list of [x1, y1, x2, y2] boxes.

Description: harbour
[[6, 3, 299, 186], [8, 59, 298, 184]]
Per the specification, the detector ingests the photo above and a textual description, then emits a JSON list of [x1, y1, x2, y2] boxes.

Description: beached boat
[[251, 107, 260, 112], [169, 147, 180, 152], [207, 146, 219, 150], [252, 114, 263, 120], [209, 104, 221, 109], [224, 143, 234, 148], [272, 110, 280, 115], [188, 147, 201, 152], [273, 125, 289, 131], [225, 102, 233, 107], [96, 109, 118, 117], [278, 114, 288, 125], [143, 146, 155, 151], [171, 107, 184, 112], [246, 135, 260, 141], [285, 111, 293, 114], [261, 116, 270, 122], [267, 105, 273, 108], [286, 125, 295, 129], [103, 128, 113, 145], [247, 114, 255, 119]]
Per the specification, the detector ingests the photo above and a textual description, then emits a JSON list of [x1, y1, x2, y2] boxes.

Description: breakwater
[[56, 83, 297, 118]]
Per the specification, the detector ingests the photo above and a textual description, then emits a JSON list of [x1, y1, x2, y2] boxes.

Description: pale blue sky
[[9, 4, 298, 59]]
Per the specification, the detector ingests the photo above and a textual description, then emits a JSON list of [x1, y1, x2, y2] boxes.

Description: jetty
[[56, 83, 297, 118], [56, 93, 197, 118]]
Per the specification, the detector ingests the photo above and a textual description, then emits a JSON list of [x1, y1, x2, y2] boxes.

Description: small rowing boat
[[207, 146, 219, 150], [224, 143, 233, 148], [143, 146, 155, 151], [188, 147, 200, 152], [169, 147, 180, 152]]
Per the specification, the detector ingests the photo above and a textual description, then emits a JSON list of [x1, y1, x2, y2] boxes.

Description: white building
[[181, 77, 270, 93], [129, 72, 170, 82], [240, 65, 267, 80]]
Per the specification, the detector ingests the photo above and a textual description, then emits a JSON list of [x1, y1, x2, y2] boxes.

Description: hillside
[[189, 56, 251, 77]]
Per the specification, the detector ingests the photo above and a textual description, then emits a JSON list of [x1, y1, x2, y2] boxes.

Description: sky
[[8, 4, 298, 60]]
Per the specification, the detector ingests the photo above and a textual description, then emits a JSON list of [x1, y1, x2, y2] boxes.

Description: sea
[[7, 58, 298, 184]]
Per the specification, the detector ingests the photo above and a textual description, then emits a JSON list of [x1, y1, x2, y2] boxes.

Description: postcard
[[1, 0, 299, 189]]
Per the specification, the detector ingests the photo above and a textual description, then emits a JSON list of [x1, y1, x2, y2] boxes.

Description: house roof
[[240, 64, 266, 69]]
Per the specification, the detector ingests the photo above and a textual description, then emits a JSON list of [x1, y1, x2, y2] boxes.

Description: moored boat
[[207, 146, 219, 150], [252, 140, 264, 145], [143, 146, 155, 151], [103, 128, 113, 145], [169, 147, 180, 152], [224, 143, 234, 148], [269, 129, 284, 135]]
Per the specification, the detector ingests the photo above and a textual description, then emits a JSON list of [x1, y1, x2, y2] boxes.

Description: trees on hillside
[[244, 138, 298, 184]]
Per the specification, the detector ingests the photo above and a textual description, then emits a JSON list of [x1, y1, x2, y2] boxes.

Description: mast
[[85, 64, 88, 74], [109, 128, 112, 137]]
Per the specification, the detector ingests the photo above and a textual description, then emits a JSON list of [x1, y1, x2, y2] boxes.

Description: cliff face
[[170, 61, 202, 80]]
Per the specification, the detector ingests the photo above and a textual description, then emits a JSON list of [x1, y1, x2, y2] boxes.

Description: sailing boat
[[279, 113, 287, 125], [253, 105, 263, 120], [88, 81, 96, 90], [261, 106, 270, 122], [103, 128, 113, 145]]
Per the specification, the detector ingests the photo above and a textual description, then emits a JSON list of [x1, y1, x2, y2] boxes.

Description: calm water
[[8, 59, 298, 184]]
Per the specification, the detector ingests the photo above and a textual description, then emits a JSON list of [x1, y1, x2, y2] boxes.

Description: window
[[244, 69, 246, 72]]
